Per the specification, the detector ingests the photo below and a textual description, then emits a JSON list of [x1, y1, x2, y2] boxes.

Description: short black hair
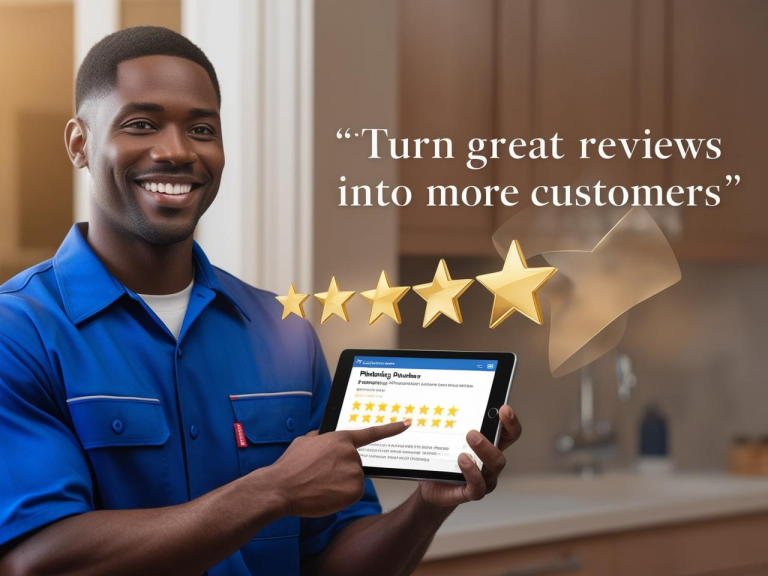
[[75, 26, 221, 117]]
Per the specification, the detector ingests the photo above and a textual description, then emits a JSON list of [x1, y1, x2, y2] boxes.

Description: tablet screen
[[336, 355, 499, 474]]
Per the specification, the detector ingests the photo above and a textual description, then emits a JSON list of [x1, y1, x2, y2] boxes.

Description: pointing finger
[[347, 419, 412, 448]]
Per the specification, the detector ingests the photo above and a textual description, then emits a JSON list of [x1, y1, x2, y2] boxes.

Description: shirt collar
[[54, 223, 250, 325]]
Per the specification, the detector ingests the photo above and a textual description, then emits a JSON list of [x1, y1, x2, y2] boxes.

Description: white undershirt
[[137, 277, 195, 340]]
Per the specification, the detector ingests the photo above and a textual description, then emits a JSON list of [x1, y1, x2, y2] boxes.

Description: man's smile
[[133, 179, 203, 208]]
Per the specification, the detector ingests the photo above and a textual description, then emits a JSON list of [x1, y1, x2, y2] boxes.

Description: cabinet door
[[668, 0, 768, 262], [399, 0, 497, 256]]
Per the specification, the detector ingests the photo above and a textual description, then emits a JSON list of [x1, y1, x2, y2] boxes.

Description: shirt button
[[111, 419, 124, 434], [189, 425, 199, 439], [285, 417, 296, 432], [177, 347, 183, 358]]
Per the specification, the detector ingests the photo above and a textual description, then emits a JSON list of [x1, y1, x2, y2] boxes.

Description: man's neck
[[82, 220, 195, 295]]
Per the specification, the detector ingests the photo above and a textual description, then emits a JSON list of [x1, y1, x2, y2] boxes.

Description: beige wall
[[121, 0, 180, 31], [0, 2, 74, 281]]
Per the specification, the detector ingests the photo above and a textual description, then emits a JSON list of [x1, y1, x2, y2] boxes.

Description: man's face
[[82, 55, 224, 245]]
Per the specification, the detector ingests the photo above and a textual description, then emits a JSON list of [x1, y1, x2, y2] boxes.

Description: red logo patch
[[233, 422, 248, 448]]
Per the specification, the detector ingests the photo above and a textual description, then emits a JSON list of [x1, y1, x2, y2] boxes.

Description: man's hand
[[269, 420, 410, 518], [418, 404, 522, 508]]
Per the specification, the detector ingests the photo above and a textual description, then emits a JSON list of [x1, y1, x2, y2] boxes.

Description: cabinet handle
[[497, 554, 582, 576]]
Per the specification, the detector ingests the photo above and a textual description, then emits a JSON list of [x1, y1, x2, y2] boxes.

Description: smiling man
[[0, 26, 521, 576]]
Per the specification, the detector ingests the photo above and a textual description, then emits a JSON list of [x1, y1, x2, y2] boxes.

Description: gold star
[[417, 418, 427, 426], [390, 416, 398, 423], [376, 415, 384, 423], [349, 413, 358, 422], [314, 277, 355, 323], [362, 414, 371, 423], [419, 405, 429, 415], [445, 419, 455, 428], [391, 403, 401, 413], [431, 419, 441, 427], [365, 402, 375, 411], [378, 403, 388, 412], [275, 283, 310, 320], [448, 406, 458, 416], [405, 404, 415, 414], [433, 405, 443, 416], [352, 401, 361, 410], [476, 240, 557, 328], [360, 271, 410, 325], [413, 259, 474, 328]]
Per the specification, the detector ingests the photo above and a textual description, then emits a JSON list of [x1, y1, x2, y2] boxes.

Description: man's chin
[[132, 218, 198, 246]]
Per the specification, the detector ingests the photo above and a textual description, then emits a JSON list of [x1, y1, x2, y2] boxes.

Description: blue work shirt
[[0, 223, 381, 575]]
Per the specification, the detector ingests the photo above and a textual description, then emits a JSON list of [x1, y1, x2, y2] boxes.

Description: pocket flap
[[67, 396, 171, 449], [229, 392, 311, 444]]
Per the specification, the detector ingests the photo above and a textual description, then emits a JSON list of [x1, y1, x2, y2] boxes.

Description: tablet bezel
[[319, 349, 517, 484]]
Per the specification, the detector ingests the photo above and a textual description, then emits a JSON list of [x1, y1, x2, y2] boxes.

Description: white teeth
[[139, 182, 194, 195]]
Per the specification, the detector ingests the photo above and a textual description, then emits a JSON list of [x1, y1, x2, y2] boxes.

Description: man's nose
[[149, 126, 198, 165]]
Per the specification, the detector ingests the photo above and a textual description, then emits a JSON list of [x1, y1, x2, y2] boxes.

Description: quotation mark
[[725, 175, 741, 186], [336, 128, 359, 139]]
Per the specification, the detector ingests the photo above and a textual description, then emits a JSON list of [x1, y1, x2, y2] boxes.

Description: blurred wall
[[0, 1, 74, 280]]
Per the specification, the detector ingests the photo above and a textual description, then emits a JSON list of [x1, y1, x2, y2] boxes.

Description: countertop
[[372, 472, 768, 560]]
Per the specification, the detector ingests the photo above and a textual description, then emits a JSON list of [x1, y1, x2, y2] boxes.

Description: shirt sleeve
[[0, 329, 94, 548], [298, 324, 382, 559]]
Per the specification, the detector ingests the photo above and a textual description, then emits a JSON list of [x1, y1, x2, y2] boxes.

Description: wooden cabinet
[[414, 512, 768, 576], [398, 0, 768, 262]]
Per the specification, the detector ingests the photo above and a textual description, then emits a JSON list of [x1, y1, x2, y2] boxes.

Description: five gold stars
[[360, 270, 410, 325], [275, 283, 310, 319], [476, 240, 557, 328], [277, 240, 556, 329], [413, 259, 474, 328]]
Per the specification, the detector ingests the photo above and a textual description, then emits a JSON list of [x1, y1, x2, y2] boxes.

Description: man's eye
[[191, 126, 214, 136], [125, 121, 153, 130]]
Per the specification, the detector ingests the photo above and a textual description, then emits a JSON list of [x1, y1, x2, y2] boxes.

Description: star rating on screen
[[275, 240, 556, 329], [348, 403, 459, 429]]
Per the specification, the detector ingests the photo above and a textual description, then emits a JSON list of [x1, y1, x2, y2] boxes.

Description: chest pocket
[[66, 395, 172, 510], [67, 395, 170, 449], [229, 392, 311, 543]]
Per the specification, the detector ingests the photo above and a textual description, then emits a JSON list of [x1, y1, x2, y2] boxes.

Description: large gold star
[[360, 271, 410, 325], [476, 240, 557, 328], [413, 259, 474, 328], [275, 283, 310, 320], [314, 277, 355, 323]]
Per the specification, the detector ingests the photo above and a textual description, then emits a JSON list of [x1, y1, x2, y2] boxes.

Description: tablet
[[320, 349, 517, 483]]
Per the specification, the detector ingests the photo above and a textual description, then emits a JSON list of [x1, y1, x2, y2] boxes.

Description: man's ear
[[64, 117, 89, 169]]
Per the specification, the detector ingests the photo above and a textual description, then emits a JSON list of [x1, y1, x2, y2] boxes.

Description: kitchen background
[[2, 0, 767, 574]]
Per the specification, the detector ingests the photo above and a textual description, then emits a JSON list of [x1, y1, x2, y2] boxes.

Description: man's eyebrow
[[116, 102, 220, 120], [117, 102, 165, 115], [188, 108, 220, 120]]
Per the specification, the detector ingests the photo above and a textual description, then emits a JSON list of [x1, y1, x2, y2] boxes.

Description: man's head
[[66, 26, 225, 245]]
